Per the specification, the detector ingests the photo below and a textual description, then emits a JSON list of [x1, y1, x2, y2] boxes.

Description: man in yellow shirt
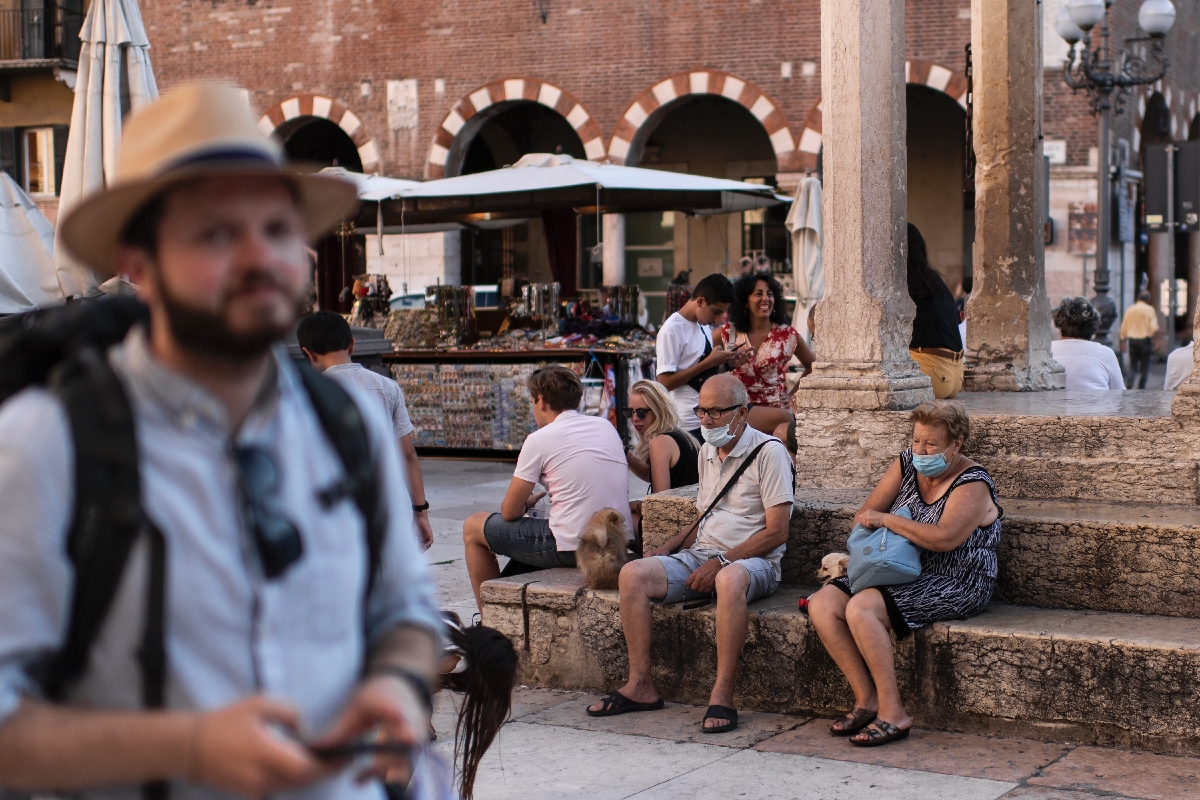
[[1119, 291, 1160, 389]]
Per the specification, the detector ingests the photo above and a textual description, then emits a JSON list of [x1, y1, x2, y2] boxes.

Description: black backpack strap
[[295, 364, 388, 604], [37, 347, 148, 702]]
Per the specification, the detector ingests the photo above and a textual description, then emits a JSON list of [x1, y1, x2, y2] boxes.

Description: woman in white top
[[1049, 297, 1124, 391]]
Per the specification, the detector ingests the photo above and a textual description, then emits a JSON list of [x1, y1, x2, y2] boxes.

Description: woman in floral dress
[[714, 272, 813, 434]]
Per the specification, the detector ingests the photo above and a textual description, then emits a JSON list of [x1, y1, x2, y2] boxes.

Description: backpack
[[0, 297, 387, 739]]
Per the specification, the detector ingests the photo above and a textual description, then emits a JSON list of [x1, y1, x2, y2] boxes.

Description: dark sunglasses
[[232, 445, 303, 580], [621, 408, 652, 420]]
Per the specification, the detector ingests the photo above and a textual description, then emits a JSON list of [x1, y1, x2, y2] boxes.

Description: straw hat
[[59, 82, 360, 277]]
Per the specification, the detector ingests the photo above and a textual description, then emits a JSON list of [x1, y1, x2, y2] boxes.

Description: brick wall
[[139, 0, 1198, 178]]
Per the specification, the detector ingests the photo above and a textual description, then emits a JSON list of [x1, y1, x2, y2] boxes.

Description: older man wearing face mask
[[584, 374, 794, 734]]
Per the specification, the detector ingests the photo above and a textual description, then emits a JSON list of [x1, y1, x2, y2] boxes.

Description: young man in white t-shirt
[[656, 273, 745, 439], [462, 365, 633, 609]]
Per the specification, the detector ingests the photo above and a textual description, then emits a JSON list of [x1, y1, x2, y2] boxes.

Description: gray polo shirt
[[324, 362, 415, 440], [695, 425, 795, 579]]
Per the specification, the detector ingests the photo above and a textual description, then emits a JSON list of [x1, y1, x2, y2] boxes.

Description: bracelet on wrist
[[371, 666, 434, 715], [412, 501, 430, 513]]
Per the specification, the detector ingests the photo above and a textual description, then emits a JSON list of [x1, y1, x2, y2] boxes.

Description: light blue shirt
[[0, 328, 442, 800]]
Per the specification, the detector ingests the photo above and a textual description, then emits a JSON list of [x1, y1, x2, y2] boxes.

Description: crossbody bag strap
[[670, 440, 771, 554]]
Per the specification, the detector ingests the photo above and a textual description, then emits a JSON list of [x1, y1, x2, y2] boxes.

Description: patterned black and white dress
[[832, 449, 1003, 638]]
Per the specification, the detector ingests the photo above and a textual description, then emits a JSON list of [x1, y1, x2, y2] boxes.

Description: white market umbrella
[[319, 167, 421, 202], [54, 0, 159, 298], [373, 153, 789, 226], [786, 176, 823, 346], [0, 173, 64, 313]]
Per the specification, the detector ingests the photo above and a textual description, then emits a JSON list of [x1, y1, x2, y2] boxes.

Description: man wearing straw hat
[[0, 83, 441, 798]]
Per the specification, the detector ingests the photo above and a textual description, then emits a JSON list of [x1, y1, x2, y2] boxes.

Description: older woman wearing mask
[[807, 400, 1002, 747], [714, 272, 813, 434]]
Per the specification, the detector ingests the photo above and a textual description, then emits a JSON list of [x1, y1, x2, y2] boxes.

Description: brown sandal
[[830, 707, 876, 736]]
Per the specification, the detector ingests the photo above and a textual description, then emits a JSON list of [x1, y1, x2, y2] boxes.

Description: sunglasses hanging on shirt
[[232, 445, 303, 579]]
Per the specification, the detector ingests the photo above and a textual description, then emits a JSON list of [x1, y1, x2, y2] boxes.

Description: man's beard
[[159, 271, 307, 362]]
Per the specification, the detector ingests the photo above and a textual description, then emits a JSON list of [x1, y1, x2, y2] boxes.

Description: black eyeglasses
[[692, 404, 742, 421], [232, 445, 303, 580], [621, 408, 652, 420]]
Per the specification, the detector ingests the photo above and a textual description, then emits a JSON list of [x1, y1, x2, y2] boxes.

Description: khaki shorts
[[910, 349, 964, 399]]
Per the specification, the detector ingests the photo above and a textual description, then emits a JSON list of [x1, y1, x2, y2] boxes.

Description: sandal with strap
[[849, 719, 911, 747], [585, 691, 664, 717], [829, 707, 876, 737], [701, 705, 738, 733]]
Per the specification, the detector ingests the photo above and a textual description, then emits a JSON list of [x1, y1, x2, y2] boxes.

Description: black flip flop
[[585, 691, 664, 717], [701, 705, 738, 733], [849, 719, 911, 747], [830, 707, 876, 737]]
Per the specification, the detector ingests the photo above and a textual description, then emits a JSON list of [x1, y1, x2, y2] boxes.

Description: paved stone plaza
[[422, 457, 1200, 800]]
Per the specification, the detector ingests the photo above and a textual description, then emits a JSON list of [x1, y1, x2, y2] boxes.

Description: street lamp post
[[1056, 0, 1175, 346]]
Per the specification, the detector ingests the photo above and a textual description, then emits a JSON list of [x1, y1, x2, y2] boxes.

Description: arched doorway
[[274, 116, 364, 312], [621, 95, 780, 322], [448, 100, 588, 292], [276, 116, 364, 171], [907, 84, 969, 293]]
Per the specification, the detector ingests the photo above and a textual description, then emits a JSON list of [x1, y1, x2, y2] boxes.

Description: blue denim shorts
[[483, 513, 577, 569], [652, 547, 778, 605]]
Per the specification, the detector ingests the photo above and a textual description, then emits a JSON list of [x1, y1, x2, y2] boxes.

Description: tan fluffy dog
[[576, 509, 630, 590], [816, 552, 850, 584]]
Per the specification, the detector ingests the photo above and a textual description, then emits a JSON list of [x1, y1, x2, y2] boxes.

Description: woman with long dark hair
[[907, 224, 964, 398], [402, 613, 518, 800], [713, 272, 813, 433]]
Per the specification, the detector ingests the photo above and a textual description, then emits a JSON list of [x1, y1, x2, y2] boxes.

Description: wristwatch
[[412, 501, 430, 512], [716, 554, 733, 568]]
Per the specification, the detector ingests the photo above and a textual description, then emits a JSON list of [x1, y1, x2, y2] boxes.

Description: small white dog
[[816, 552, 850, 584]]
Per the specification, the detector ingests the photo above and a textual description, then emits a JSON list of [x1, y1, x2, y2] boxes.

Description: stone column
[[961, 0, 1064, 391], [793, 0, 932, 411], [602, 213, 625, 286]]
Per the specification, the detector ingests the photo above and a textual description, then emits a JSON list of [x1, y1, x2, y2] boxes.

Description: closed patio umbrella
[[54, 0, 158, 298], [786, 176, 823, 347], [0, 173, 63, 313]]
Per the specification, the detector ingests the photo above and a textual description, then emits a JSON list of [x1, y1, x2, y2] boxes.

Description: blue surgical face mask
[[912, 451, 950, 477], [702, 416, 742, 447]]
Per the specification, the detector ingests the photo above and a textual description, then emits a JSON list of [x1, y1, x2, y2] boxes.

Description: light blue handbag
[[846, 506, 922, 593]]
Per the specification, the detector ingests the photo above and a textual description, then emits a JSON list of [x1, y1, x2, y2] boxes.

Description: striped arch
[[425, 78, 605, 179], [794, 59, 970, 172], [608, 70, 799, 170], [257, 94, 381, 174], [1134, 80, 1200, 152]]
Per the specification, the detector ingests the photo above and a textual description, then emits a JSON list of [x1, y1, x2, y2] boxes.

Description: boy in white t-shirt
[[655, 273, 745, 439], [462, 365, 633, 609]]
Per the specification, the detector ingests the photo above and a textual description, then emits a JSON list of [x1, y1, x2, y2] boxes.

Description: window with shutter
[[53, 124, 67, 195], [0, 128, 19, 184]]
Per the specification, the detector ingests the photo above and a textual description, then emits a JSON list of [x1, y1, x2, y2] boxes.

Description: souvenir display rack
[[384, 348, 648, 458]]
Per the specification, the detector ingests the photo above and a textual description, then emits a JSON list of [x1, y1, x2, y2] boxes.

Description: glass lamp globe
[[1056, 6, 1085, 44], [1138, 0, 1177, 36], [1068, 0, 1107, 31]]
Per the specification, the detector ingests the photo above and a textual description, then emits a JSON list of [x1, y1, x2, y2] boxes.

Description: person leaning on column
[[906, 224, 964, 399], [0, 83, 442, 798]]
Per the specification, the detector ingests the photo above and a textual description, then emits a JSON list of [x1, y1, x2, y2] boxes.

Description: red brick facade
[[139, 0, 1198, 178]]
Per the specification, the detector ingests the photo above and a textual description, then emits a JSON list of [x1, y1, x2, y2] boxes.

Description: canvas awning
[[358, 153, 789, 229], [0, 173, 64, 313]]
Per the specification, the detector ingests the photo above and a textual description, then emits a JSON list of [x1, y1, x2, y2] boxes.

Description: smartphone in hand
[[309, 740, 413, 761]]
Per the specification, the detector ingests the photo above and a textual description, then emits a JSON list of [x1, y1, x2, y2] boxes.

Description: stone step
[[791, 404, 1200, 505], [642, 488, 1200, 619], [481, 568, 1200, 756]]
